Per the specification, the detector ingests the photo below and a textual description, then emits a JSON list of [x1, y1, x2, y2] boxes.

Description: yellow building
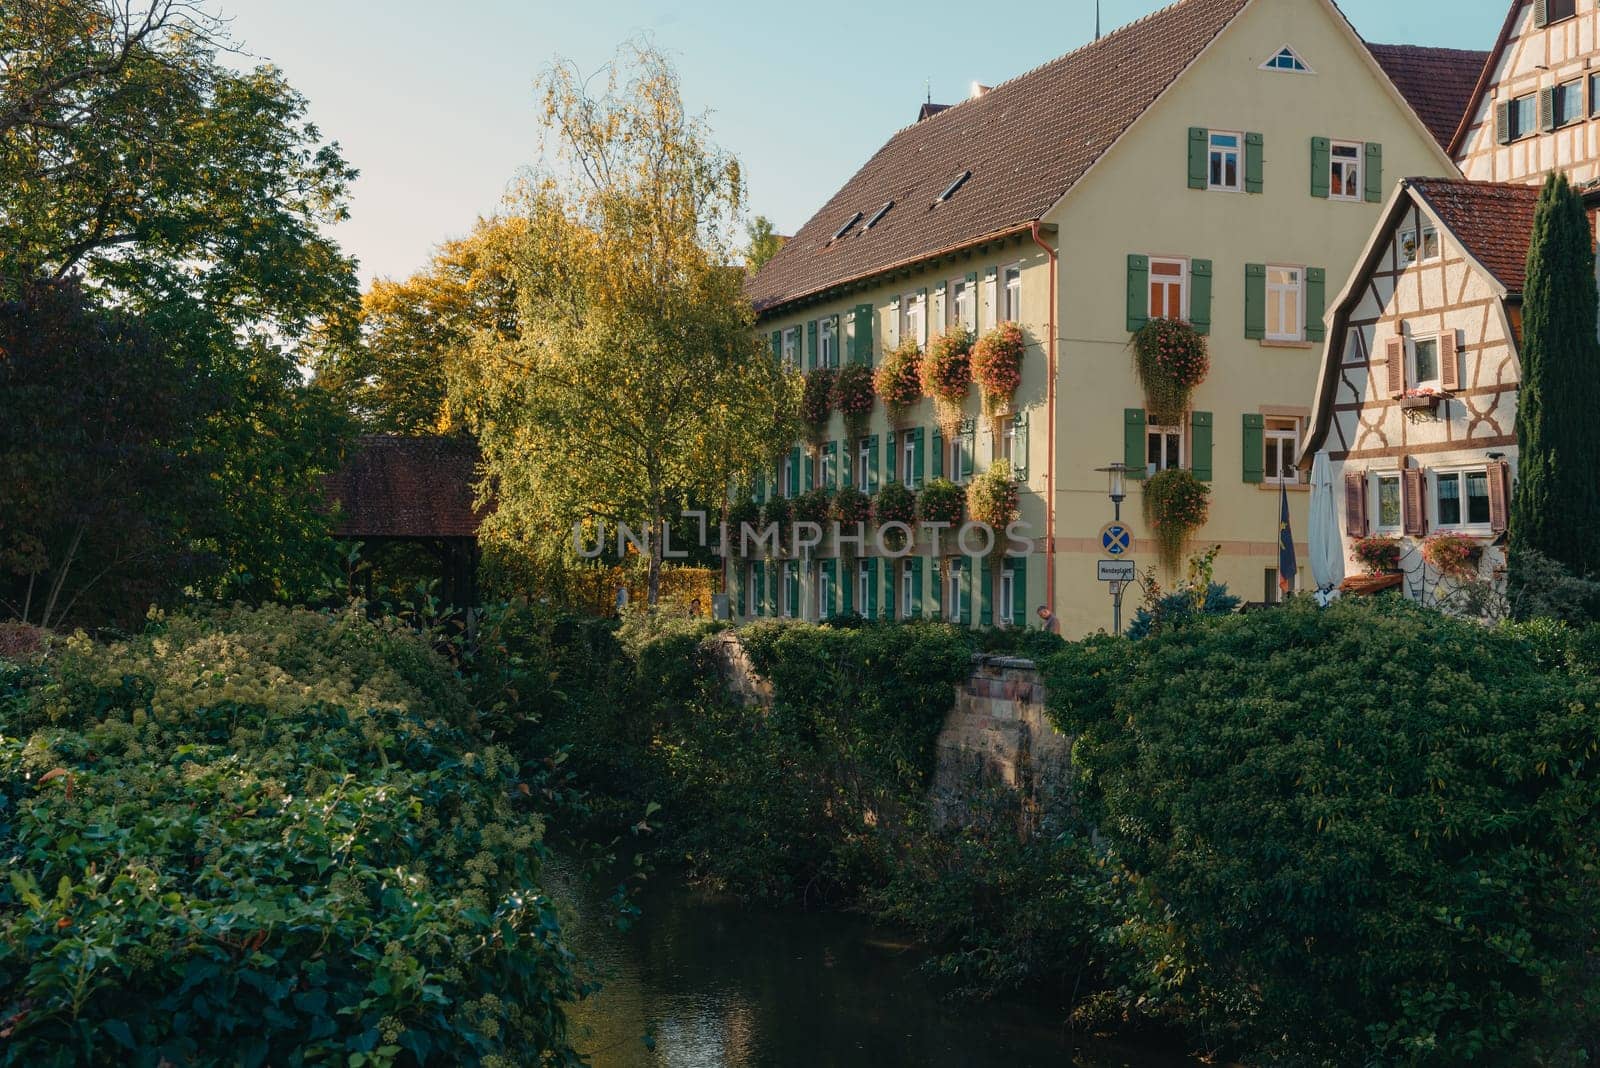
[[739, 0, 1478, 636]]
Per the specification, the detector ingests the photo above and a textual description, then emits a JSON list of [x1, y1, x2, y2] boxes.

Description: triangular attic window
[[1261, 46, 1312, 73]]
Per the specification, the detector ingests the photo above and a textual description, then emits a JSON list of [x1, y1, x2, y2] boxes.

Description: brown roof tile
[[1410, 177, 1540, 292], [744, 0, 1251, 314], [324, 435, 485, 539], [1366, 44, 1490, 152]]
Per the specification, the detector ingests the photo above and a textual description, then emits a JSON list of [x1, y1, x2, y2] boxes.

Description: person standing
[[1035, 605, 1060, 635]]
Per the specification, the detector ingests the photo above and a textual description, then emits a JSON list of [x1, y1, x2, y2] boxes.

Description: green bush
[[1044, 597, 1600, 1066], [0, 605, 585, 1066]]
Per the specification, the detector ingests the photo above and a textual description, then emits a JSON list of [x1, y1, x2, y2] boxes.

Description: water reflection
[[557, 873, 1200, 1068]]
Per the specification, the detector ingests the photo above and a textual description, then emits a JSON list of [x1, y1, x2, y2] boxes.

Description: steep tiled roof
[[324, 435, 484, 539], [1366, 44, 1491, 151], [1411, 178, 1540, 292], [744, 0, 1251, 314]]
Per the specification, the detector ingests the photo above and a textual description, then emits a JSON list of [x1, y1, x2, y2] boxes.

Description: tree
[[1510, 171, 1600, 596], [456, 42, 798, 605], [745, 215, 785, 273], [312, 217, 523, 433]]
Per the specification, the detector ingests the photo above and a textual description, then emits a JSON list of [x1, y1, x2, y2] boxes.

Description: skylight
[[831, 211, 863, 240], [1261, 46, 1312, 73], [936, 170, 972, 203], [864, 200, 894, 230]]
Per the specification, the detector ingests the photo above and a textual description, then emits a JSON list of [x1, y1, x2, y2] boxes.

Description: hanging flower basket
[[831, 486, 872, 527], [874, 338, 923, 421], [1421, 532, 1482, 580], [759, 497, 792, 554], [967, 459, 1020, 534], [971, 323, 1025, 415], [874, 481, 917, 551], [831, 363, 876, 438], [801, 367, 836, 443], [792, 487, 832, 529], [727, 499, 761, 555], [921, 328, 973, 435], [1131, 318, 1209, 426], [1141, 467, 1210, 574], [1351, 534, 1401, 574], [918, 478, 965, 526]]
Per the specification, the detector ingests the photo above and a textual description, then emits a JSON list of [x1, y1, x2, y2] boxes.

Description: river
[[556, 872, 1202, 1068]]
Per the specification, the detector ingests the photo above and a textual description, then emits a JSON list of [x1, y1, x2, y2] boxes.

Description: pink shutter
[[1489, 460, 1511, 534], [1385, 337, 1405, 398], [1402, 468, 1427, 536], [1344, 471, 1368, 538], [1440, 331, 1461, 392]]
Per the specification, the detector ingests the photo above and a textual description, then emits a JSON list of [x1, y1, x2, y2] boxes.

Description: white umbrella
[[1308, 450, 1345, 602]]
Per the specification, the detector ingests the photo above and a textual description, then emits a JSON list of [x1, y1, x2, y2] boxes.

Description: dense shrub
[[0, 605, 586, 1066], [1044, 597, 1600, 1066]]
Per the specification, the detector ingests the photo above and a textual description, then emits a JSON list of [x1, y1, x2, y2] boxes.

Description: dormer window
[[830, 212, 862, 241], [936, 170, 971, 203], [864, 201, 893, 230], [1261, 46, 1312, 73]]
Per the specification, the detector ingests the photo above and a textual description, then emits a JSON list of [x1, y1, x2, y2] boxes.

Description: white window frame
[[781, 455, 794, 498], [1433, 467, 1493, 533], [1263, 417, 1301, 485], [952, 278, 975, 332], [1403, 224, 1440, 265], [782, 327, 799, 367], [901, 564, 913, 618], [858, 439, 872, 491], [1372, 471, 1403, 534], [904, 292, 927, 348], [1408, 334, 1442, 391], [1147, 422, 1183, 476], [818, 566, 831, 620], [948, 434, 963, 483], [1207, 130, 1243, 192], [821, 446, 835, 488], [1265, 265, 1304, 342], [781, 562, 794, 618], [947, 559, 962, 622], [1329, 140, 1363, 202], [1260, 45, 1314, 74], [904, 436, 917, 488], [1148, 258, 1188, 321], [819, 317, 837, 367], [858, 560, 870, 615], [1000, 568, 1015, 625], [1002, 263, 1022, 322]]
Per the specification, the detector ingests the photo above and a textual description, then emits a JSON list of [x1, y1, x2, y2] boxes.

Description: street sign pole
[[1109, 579, 1124, 634]]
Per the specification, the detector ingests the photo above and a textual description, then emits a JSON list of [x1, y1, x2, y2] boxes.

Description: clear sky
[[217, 0, 1511, 287]]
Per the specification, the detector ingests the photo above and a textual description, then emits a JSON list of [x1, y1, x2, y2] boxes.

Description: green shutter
[[960, 559, 973, 626], [1244, 132, 1263, 194], [755, 471, 766, 505], [841, 439, 852, 488], [736, 566, 746, 616], [806, 320, 818, 370], [753, 562, 763, 616], [789, 446, 802, 496], [1124, 408, 1147, 480], [771, 330, 782, 365], [932, 427, 944, 479], [1244, 263, 1266, 340], [1305, 267, 1327, 342], [930, 557, 944, 618], [1188, 127, 1209, 189], [770, 562, 780, 616], [1242, 413, 1265, 484], [1191, 410, 1214, 482], [867, 558, 879, 620], [853, 302, 875, 365], [883, 559, 897, 621], [869, 434, 880, 492], [910, 557, 923, 616], [980, 558, 994, 626], [960, 420, 975, 480], [786, 564, 799, 616], [886, 431, 897, 484], [1363, 142, 1383, 203], [913, 427, 925, 487], [1534, 0, 1549, 27], [1190, 258, 1213, 335], [1310, 137, 1330, 199], [1010, 556, 1028, 627], [1126, 254, 1150, 332], [1013, 412, 1029, 481]]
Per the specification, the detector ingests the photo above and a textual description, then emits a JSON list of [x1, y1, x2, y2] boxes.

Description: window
[[821, 447, 835, 488], [1002, 265, 1022, 322], [858, 439, 872, 492], [904, 435, 917, 488], [781, 562, 794, 618], [1208, 131, 1241, 191], [947, 559, 962, 622], [819, 317, 837, 367], [1557, 79, 1584, 127], [1266, 266, 1303, 341], [1264, 418, 1300, 484], [1261, 46, 1312, 73], [1373, 473, 1402, 532], [1147, 422, 1182, 476], [865, 200, 893, 230], [952, 278, 975, 332], [1410, 336, 1440, 390], [1547, 0, 1576, 22], [782, 327, 799, 367], [818, 566, 832, 620], [781, 454, 794, 498], [831, 212, 862, 241], [948, 434, 963, 482], [859, 561, 871, 615], [1148, 258, 1187, 320], [901, 563, 914, 618], [1508, 93, 1536, 141], [937, 170, 971, 203], [999, 568, 1015, 625], [1436, 469, 1491, 529], [1330, 141, 1362, 200], [996, 418, 1016, 463], [903, 292, 926, 348], [1591, 74, 1600, 116], [1403, 224, 1441, 264]]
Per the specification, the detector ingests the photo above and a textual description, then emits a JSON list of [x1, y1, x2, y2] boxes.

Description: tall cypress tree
[[1510, 171, 1600, 588]]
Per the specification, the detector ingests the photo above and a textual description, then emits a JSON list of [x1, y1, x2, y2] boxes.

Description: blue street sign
[[1100, 523, 1134, 557]]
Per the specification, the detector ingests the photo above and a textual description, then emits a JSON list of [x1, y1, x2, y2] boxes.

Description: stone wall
[[706, 635, 1072, 836]]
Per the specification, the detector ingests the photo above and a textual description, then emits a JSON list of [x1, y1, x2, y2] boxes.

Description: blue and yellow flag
[[1278, 480, 1298, 595]]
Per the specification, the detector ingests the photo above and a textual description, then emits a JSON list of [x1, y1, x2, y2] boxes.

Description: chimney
[[970, 82, 992, 100]]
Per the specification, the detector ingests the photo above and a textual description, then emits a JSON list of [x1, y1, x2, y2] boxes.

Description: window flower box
[[1351, 534, 1401, 574], [1399, 388, 1451, 422], [1421, 531, 1483, 579]]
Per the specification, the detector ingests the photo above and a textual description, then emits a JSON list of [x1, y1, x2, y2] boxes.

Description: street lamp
[[1094, 461, 1133, 634]]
